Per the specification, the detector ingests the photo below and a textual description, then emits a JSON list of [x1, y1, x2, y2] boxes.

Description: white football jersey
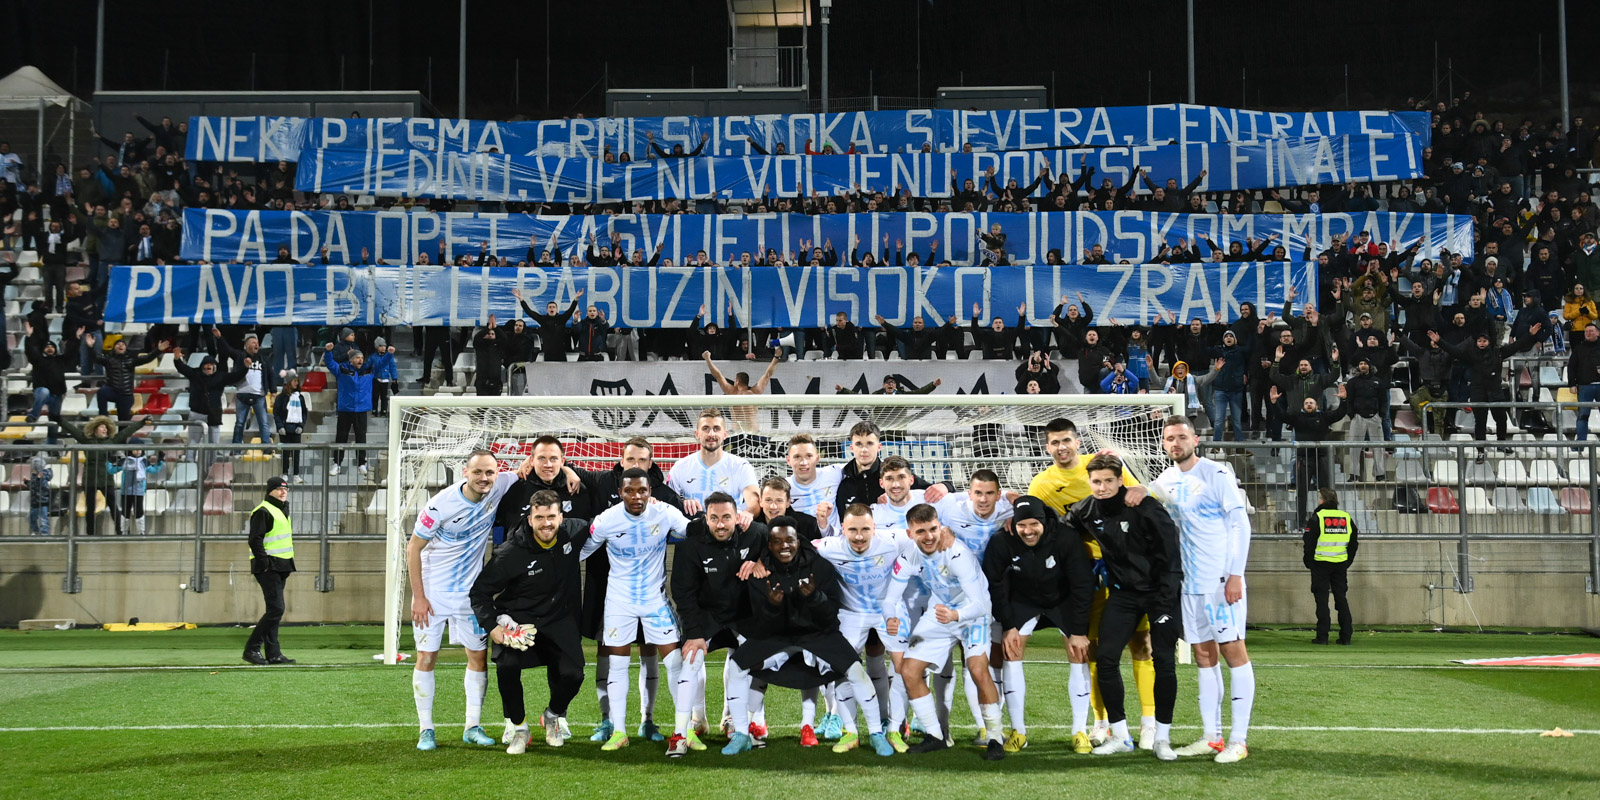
[[890, 537, 990, 631], [788, 463, 844, 531], [667, 451, 759, 505], [581, 501, 692, 605], [815, 532, 899, 616], [412, 471, 520, 594], [933, 492, 1014, 560], [871, 489, 926, 531], [1152, 457, 1250, 594]]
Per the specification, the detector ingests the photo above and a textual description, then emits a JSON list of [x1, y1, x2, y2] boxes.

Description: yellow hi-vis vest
[[255, 501, 294, 559], [1313, 509, 1352, 563]]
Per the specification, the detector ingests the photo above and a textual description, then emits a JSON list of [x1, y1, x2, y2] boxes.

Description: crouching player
[[1062, 455, 1184, 760], [468, 490, 590, 753], [981, 495, 1095, 753]]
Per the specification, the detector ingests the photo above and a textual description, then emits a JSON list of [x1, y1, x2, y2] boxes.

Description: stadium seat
[[169, 393, 191, 415], [1426, 487, 1459, 514], [1527, 487, 1564, 514], [0, 416, 31, 440], [1462, 487, 1496, 514], [162, 461, 199, 488], [1527, 459, 1563, 485], [1497, 459, 1530, 486], [1465, 460, 1496, 487], [1393, 486, 1427, 514], [1432, 459, 1459, 485], [145, 490, 171, 515], [142, 393, 173, 416], [302, 371, 328, 392], [1394, 460, 1429, 484], [1567, 459, 1592, 486], [3, 464, 29, 491], [1559, 487, 1591, 514], [202, 488, 234, 515], [135, 378, 165, 394], [1491, 486, 1527, 513], [1, 491, 22, 516], [170, 489, 199, 513], [1392, 408, 1423, 435], [0, 491, 11, 515], [204, 462, 234, 488], [61, 393, 88, 416], [366, 489, 387, 514]]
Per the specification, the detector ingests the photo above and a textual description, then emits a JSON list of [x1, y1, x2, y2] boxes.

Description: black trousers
[[280, 424, 302, 475], [422, 330, 455, 385], [475, 376, 503, 397], [1095, 588, 1181, 725], [246, 571, 288, 657], [495, 621, 586, 723], [1309, 563, 1352, 643], [333, 411, 367, 465]]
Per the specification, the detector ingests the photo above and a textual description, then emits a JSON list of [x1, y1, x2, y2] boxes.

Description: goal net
[[381, 393, 1184, 664]]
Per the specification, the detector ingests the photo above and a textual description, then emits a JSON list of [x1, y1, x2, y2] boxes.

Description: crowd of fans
[[0, 97, 1597, 497]]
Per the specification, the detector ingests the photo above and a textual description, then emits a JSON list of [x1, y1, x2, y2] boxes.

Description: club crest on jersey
[[873, 555, 885, 567], [717, 476, 729, 486], [739, 548, 750, 558], [1045, 555, 1057, 568], [562, 543, 572, 554], [939, 564, 953, 578], [650, 524, 660, 535], [1120, 521, 1129, 531]]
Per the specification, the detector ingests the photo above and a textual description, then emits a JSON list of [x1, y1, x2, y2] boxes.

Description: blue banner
[[182, 208, 1475, 268], [107, 262, 1315, 328], [188, 106, 1431, 162], [296, 134, 1424, 201]]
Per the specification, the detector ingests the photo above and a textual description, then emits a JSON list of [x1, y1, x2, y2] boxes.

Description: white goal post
[[381, 393, 1185, 665]]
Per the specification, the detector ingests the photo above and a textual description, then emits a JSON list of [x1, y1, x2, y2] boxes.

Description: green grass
[[2, 626, 1598, 799]]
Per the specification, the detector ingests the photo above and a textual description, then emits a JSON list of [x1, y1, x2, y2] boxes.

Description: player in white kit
[[871, 456, 925, 531], [580, 468, 693, 752], [1150, 415, 1255, 764], [888, 503, 1006, 761], [785, 433, 844, 534], [407, 449, 533, 752], [812, 504, 902, 757], [668, 408, 760, 514], [932, 470, 1015, 746]]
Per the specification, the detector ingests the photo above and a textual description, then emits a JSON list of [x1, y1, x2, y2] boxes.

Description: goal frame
[[381, 393, 1184, 665]]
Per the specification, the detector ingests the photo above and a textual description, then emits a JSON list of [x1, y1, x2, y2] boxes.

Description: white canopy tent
[[0, 66, 94, 188]]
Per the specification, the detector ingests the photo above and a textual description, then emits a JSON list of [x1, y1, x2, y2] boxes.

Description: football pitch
[[2, 626, 1597, 799]]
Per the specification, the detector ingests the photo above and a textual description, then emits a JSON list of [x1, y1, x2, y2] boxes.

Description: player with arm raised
[[580, 468, 694, 753], [888, 504, 1006, 761], [1151, 415, 1255, 764], [1065, 454, 1184, 760], [810, 504, 902, 756], [468, 490, 591, 753], [1026, 416, 1157, 750], [785, 433, 844, 534], [407, 449, 533, 752], [982, 495, 1095, 754], [668, 408, 760, 514], [932, 469, 1015, 746], [666, 492, 767, 757]]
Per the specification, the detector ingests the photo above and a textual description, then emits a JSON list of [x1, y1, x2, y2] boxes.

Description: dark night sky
[[2, 0, 1596, 121]]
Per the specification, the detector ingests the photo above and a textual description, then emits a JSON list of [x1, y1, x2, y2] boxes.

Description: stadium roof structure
[[0, 66, 90, 111]]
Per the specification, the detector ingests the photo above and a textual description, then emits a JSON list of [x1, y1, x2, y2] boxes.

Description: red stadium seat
[[202, 488, 234, 515], [142, 392, 172, 416], [204, 461, 234, 488], [1426, 487, 1459, 514], [3, 463, 30, 491], [1559, 487, 1591, 515], [302, 371, 328, 392], [135, 378, 165, 395]]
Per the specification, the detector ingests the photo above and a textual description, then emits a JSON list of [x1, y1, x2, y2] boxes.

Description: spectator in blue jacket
[[323, 342, 374, 477], [1100, 361, 1141, 394], [369, 337, 398, 417], [1207, 330, 1250, 441]]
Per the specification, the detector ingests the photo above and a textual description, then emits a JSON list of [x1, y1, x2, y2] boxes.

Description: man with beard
[[469, 491, 591, 753], [668, 408, 760, 514]]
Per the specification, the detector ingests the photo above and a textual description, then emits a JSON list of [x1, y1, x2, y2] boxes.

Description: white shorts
[[412, 591, 487, 652], [1182, 584, 1247, 645], [839, 610, 888, 653], [906, 615, 993, 666], [602, 597, 680, 647]]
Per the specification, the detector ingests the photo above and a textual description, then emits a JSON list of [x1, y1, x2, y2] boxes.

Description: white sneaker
[[1089, 721, 1111, 746], [1175, 737, 1225, 757], [1138, 723, 1156, 751], [1214, 742, 1249, 763], [359, 464, 369, 477], [506, 727, 529, 755], [543, 710, 565, 747], [291, 475, 304, 485], [329, 464, 342, 476], [1091, 737, 1135, 755], [557, 717, 572, 738], [1153, 740, 1178, 761]]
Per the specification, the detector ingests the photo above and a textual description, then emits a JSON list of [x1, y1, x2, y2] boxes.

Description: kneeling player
[[982, 495, 1095, 753], [1063, 455, 1183, 759], [667, 492, 767, 757], [469, 491, 590, 753], [890, 504, 1005, 760], [721, 520, 858, 755]]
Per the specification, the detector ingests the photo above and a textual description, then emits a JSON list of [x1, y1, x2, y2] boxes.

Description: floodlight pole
[[458, 0, 468, 118]]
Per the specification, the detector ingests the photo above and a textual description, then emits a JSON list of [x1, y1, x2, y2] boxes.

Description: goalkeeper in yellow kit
[[469, 490, 593, 754], [1026, 418, 1159, 752]]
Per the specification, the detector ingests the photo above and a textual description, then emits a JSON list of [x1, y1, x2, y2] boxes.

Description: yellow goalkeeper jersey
[[1027, 460, 1138, 559]]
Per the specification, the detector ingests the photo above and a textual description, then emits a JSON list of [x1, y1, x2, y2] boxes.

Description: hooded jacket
[[174, 355, 246, 419], [25, 335, 78, 396], [981, 521, 1095, 635]]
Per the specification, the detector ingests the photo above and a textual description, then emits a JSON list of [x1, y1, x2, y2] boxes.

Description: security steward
[[1303, 488, 1359, 645], [244, 476, 295, 665]]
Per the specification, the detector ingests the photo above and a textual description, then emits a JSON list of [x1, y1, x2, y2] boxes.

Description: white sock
[[1140, 714, 1156, 730], [607, 655, 631, 738], [1157, 722, 1172, 741], [834, 679, 859, 734], [990, 664, 1005, 727], [1002, 659, 1028, 735], [844, 662, 879, 734], [719, 654, 732, 723], [932, 661, 955, 734], [692, 660, 708, 724], [1067, 662, 1091, 735], [865, 653, 890, 723], [593, 653, 611, 722], [980, 702, 1002, 744], [963, 666, 984, 731], [1111, 718, 1130, 742], [887, 670, 909, 729], [672, 652, 698, 736], [823, 683, 838, 716], [1198, 664, 1224, 741], [463, 668, 487, 729], [908, 693, 944, 740], [640, 650, 661, 725], [726, 661, 752, 732], [412, 668, 436, 731], [1229, 662, 1255, 744], [801, 687, 818, 728], [749, 679, 768, 726]]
